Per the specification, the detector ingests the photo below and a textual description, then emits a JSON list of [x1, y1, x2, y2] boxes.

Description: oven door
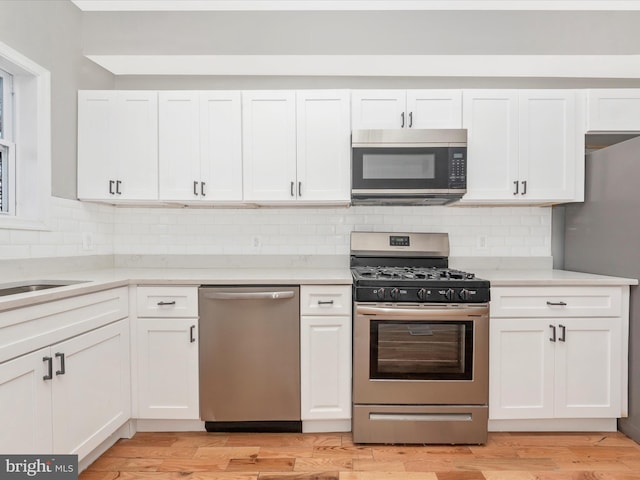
[[353, 303, 489, 405]]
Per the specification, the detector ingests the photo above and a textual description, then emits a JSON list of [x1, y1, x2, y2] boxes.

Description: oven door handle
[[355, 305, 488, 317]]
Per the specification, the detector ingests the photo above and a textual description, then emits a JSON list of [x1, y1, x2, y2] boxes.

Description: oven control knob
[[459, 289, 471, 301], [390, 288, 400, 300], [417, 288, 428, 301], [375, 288, 385, 300], [445, 288, 455, 301]]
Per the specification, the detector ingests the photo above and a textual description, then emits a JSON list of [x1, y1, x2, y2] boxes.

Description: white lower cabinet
[[300, 285, 352, 432], [136, 318, 199, 419], [489, 286, 626, 430], [0, 348, 53, 453], [0, 319, 131, 458], [135, 286, 200, 420]]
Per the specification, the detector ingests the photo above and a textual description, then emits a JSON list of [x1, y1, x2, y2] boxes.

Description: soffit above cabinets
[[85, 54, 640, 77], [70, 1, 640, 11]]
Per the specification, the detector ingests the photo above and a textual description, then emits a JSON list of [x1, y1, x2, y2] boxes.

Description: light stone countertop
[[473, 269, 638, 287], [0, 264, 637, 313], [0, 266, 353, 312]]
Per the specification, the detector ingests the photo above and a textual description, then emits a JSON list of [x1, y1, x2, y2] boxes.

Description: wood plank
[[80, 431, 640, 480]]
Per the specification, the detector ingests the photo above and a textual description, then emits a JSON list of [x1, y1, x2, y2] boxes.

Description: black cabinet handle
[[43, 356, 53, 380], [193, 181, 198, 196], [513, 180, 519, 195], [201, 182, 206, 197], [559, 324, 566, 342], [157, 300, 176, 306], [546, 301, 567, 306], [549, 324, 556, 342], [116, 180, 122, 195], [290, 181, 295, 197], [409, 111, 413, 128], [318, 300, 334, 305], [55, 352, 66, 375], [298, 181, 302, 197], [109, 180, 115, 195], [190, 325, 196, 343], [521, 180, 527, 195], [401, 112, 405, 128]]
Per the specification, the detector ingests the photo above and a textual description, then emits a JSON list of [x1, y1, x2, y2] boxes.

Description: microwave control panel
[[448, 148, 467, 189]]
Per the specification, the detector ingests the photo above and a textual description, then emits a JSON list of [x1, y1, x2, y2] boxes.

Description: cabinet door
[[300, 316, 351, 421], [406, 90, 462, 129], [158, 91, 201, 201], [296, 91, 351, 202], [489, 318, 555, 419], [0, 348, 52, 453], [52, 320, 130, 458], [518, 91, 580, 202], [554, 318, 622, 418], [351, 90, 406, 129], [77, 91, 117, 200], [242, 91, 297, 201], [462, 91, 520, 201], [116, 91, 159, 200], [587, 89, 640, 131], [136, 318, 199, 419], [200, 92, 243, 201]]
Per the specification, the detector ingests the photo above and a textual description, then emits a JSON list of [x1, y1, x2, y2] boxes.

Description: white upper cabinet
[[462, 89, 584, 204], [587, 89, 640, 131], [296, 91, 351, 202], [78, 91, 158, 202], [351, 90, 462, 130], [243, 90, 351, 203], [242, 91, 298, 201], [158, 91, 242, 202]]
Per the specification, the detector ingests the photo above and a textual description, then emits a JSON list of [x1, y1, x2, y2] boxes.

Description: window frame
[[0, 140, 16, 215], [0, 41, 51, 231], [1, 66, 14, 215]]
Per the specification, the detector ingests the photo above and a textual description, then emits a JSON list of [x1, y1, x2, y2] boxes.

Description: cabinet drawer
[[300, 285, 351, 316], [491, 286, 622, 318], [136, 286, 198, 318]]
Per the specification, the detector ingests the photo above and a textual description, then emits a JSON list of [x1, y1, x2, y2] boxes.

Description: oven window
[[362, 153, 436, 180], [370, 320, 474, 381]]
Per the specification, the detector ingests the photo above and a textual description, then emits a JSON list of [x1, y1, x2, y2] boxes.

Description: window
[[0, 41, 51, 230], [0, 67, 14, 215]]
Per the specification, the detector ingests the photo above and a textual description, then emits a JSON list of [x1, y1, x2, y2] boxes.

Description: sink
[[0, 280, 87, 297]]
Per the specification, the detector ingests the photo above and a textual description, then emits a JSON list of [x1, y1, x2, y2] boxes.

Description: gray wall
[[0, 0, 114, 200], [82, 10, 640, 55], [82, 9, 640, 90]]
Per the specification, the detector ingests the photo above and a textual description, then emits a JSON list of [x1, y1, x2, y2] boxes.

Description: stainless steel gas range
[[351, 231, 490, 445]]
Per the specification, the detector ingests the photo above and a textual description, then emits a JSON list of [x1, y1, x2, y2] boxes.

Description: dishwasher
[[198, 285, 301, 432]]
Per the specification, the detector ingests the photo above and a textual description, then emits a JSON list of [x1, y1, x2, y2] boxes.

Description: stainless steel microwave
[[351, 129, 467, 206]]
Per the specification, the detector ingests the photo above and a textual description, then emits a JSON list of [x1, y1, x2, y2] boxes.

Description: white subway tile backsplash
[[113, 205, 552, 258], [0, 197, 553, 261]]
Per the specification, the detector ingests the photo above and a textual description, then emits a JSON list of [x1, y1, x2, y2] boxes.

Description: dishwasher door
[[198, 286, 301, 431]]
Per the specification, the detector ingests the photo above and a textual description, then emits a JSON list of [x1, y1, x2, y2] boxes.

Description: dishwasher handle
[[202, 290, 296, 300]]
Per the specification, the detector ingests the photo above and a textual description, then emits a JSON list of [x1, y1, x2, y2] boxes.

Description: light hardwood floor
[[80, 431, 640, 480]]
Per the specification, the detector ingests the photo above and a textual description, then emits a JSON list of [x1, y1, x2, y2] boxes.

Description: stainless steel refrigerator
[[562, 135, 640, 442]]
